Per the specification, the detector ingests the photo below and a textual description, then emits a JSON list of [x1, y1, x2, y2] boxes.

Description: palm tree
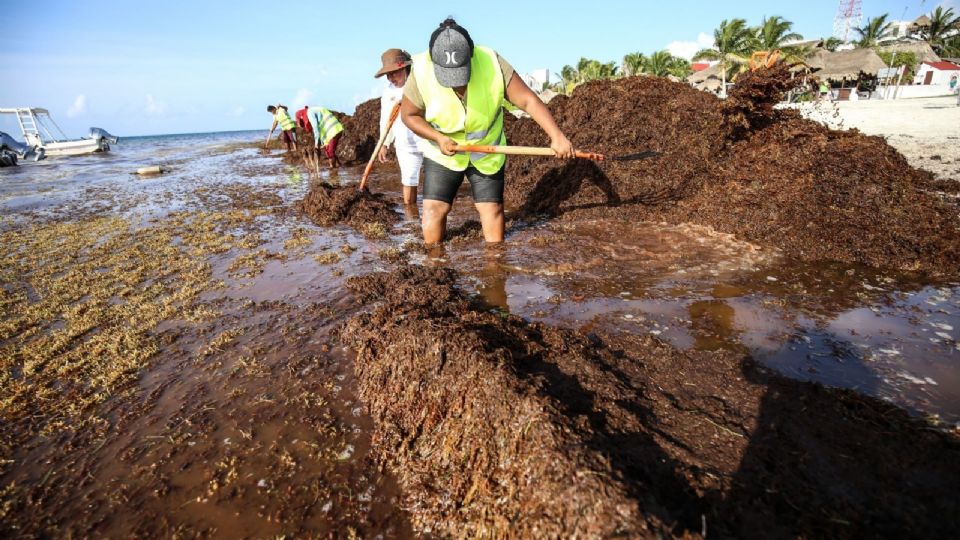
[[693, 18, 754, 96], [667, 57, 693, 78], [921, 7, 960, 54], [622, 52, 647, 77], [754, 16, 803, 50], [752, 16, 808, 64], [821, 36, 844, 51], [576, 57, 619, 81], [643, 50, 676, 77], [853, 14, 893, 47], [943, 34, 960, 58], [556, 58, 619, 94]]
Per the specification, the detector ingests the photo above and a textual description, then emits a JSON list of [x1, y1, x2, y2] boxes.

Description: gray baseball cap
[[429, 19, 474, 88]]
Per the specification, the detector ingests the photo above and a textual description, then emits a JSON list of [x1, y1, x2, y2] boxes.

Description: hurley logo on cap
[[429, 18, 474, 88]]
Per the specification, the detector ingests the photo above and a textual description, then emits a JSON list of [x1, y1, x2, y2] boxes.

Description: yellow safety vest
[[412, 45, 506, 174], [275, 108, 296, 131], [309, 106, 344, 145]]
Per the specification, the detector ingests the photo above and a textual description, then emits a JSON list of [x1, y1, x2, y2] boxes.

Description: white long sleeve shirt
[[380, 83, 421, 153]]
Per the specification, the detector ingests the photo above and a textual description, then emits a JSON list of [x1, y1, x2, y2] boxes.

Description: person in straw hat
[[375, 48, 424, 206], [401, 18, 574, 245]]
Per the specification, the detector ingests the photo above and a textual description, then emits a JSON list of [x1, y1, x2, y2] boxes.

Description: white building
[[521, 69, 551, 92], [913, 61, 960, 86]]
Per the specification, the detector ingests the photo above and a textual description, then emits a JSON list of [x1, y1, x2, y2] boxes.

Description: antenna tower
[[832, 0, 863, 42]]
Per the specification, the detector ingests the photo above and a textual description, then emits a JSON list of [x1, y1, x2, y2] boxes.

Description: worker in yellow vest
[[301, 105, 344, 168], [265, 104, 298, 152], [401, 18, 574, 244]]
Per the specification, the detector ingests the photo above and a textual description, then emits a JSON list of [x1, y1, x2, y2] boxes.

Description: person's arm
[[504, 73, 574, 159], [402, 95, 458, 156], [378, 94, 397, 162]]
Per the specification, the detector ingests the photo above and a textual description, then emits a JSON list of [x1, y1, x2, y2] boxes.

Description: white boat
[[0, 107, 118, 157]]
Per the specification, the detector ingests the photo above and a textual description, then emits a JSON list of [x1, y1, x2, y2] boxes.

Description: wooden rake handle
[[359, 102, 402, 192], [455, 144, 605, 161]]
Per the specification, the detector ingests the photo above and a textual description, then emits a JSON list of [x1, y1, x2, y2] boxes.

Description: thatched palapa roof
[[686, 63, 726, 92], [806, 48, 889, 80], [876, 41, 941, 64]]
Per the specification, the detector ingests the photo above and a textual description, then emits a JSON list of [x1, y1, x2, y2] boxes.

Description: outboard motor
[[87, 127, 119, 144], [0, 149, 16, 167], [0, 131, 44, 166], [0, 131, 32, 157]]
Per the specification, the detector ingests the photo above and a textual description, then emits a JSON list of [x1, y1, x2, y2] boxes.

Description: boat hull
[[41, 138, 110, 156]]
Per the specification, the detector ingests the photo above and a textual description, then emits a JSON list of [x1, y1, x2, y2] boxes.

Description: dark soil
[[340, 264, 960, 537], [297, 182, 399, 231], [503, 66, 960, 276]]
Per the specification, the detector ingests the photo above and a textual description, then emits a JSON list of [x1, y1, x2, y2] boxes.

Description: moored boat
[[0, 108, 118, 157]]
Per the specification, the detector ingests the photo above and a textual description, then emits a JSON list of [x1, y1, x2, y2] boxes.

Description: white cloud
[[291, 88, 313, 107], [665, 32, 714, 61], [228, 105, 245, 117], [144, 94, 167, 116], [351, 84, 383, 107], [67, 94, 87, 118]]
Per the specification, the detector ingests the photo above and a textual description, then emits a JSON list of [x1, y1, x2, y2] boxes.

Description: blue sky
[[0, 0, 952, 137]]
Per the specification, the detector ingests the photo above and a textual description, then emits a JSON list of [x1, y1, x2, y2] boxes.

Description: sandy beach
[[796, 95, 960, 181]]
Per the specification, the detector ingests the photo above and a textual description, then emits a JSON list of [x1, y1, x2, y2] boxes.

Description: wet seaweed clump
[[340, 264, 664, 536], [297, 182, 399, 231], [337, 98, 382, 165], [340, 264, 960, 537], [722, 63, 803, 138], [503, 66, 960, 275]]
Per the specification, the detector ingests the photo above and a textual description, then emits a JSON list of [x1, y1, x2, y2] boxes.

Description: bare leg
[[403, 202, 420, 220], [402, 186, 418, 205], [475, 202, 505, 243], [422, 199, 452, 244]]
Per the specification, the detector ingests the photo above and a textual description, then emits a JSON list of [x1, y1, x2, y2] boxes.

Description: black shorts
[[422, 158, 504, 204]]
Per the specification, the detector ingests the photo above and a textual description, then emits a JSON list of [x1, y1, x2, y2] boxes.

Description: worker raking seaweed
[[401, 18, 575, 244], [297, 105, 344, 169], [264, 104, 298, 153], [375, 48, 424, 206]]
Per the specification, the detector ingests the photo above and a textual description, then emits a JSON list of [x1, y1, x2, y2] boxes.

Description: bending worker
[[265, 104, 298, 152], [301, 105, 344, 168], [401, 18, 574, 244], [375, 48, 424, 206]]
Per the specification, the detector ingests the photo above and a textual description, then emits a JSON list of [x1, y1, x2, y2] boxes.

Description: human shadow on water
[[468, 318, 709, 534], [707, 360, 960, 538], [505, 293, 960, 537], [517, 160, 620, 217], [515, 158, 698, 220], [681, 297, 960, 537]]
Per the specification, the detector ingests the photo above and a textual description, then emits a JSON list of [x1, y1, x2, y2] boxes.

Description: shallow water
[[3, 131, 958, 534]]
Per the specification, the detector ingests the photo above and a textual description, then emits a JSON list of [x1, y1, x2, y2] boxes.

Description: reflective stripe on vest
[[275, 109, 296, 131], [309, 107, 344, 145], [412, 45, 506, 174]]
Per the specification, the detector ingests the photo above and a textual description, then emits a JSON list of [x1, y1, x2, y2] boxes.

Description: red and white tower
[[832, 0, 863, 42]]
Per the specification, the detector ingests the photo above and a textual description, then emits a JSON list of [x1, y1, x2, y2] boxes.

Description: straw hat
[[375, 49, 412, 78]]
